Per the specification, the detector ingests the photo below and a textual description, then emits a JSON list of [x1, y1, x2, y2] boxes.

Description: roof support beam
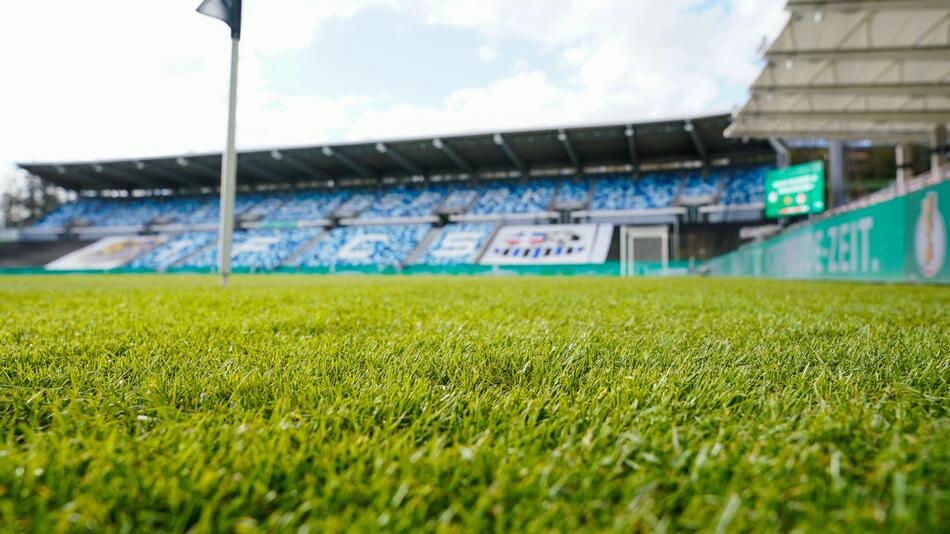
[[92, 165, 165, 190], [322, 147, 373, 177], [744, 109, 950, 121], [768, 137, 790, 168], [48, 166, 102, 190], [376, 143, 424, 176], [432, 138, 473, 173], [136, 162, 195, 188], [767, 46, 950, 62], [752, 83, 950, 97], [726, 127, 931, 143], [492, 134, 528, 176], [272, 151, 330, 181], [624, 125, 639, 172], [238, 157, 284, 184], [684, 120, 707, 162], [787, 0, 950, 11], [557, 130, 581, 172], [85, 164, 135, 189], [175, 157, 220, 181]]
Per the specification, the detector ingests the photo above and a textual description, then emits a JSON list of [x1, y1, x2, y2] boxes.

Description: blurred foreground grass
[[0, 275, 947, 532]]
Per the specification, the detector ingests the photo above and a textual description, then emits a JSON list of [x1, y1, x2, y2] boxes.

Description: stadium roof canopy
[[19, 114, 773, 192], [726, 0, 950, 143]]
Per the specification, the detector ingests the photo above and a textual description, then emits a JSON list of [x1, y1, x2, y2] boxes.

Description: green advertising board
[[765, 161, 826, 219], [709, 179, 949, 284]]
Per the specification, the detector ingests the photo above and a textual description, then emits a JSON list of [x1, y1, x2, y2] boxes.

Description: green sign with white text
[[765, 161, 826, 219], [710, 180, 949, 284]]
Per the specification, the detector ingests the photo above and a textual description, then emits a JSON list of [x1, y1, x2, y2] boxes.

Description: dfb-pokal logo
[[914, 191, 946, 278]]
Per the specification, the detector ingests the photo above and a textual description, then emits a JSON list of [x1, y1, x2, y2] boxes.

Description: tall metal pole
[[218, 37, 239, 287]]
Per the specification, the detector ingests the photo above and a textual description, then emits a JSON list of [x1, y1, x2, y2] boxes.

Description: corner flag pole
[[197, 0, 242, 287], [218, 36, 239, 287]]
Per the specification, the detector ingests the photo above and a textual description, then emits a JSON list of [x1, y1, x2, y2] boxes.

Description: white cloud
[[477, 45, 498, 62], [0, 0, 787, 199]]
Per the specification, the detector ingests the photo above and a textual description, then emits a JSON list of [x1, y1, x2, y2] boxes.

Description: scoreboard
[[765, 161, 827, 218]]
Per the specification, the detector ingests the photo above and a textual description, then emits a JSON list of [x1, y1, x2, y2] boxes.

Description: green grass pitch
[[1, 275, 948, 532]]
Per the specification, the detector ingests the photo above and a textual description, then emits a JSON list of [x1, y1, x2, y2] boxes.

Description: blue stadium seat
[[128, 232, 216, 270], [589, 173, 679, 210], [635, 173, 680, 208], [359, 186, 445, 219], [264, 190, 350, 222], [468, 180, 557, 215], [31, 168, 772, 231], [33, 198, 113, 228], [332, 192, 376, 217], [181, 229, 322, 271], [589, 175, 637, 211], [439, 188, 479, 211], [416, 223, 495, 265], [553, 179, 590, 208], [720, 167, 769, 205], [680, 171, 720, 198], [294, 225, 430, 267], [32, 194, 276, 227]]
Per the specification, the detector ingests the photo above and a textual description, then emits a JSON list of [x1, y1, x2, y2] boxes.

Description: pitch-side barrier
[[708, 176, 949, 284]]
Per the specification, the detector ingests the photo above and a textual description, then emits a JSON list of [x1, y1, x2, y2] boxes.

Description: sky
[[0, 0, 787, 195]]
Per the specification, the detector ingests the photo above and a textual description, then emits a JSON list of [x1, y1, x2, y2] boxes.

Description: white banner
[[46, 236, 164, 271], [480, 224, 613, 265]]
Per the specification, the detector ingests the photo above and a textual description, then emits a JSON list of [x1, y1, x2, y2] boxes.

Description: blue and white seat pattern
[[293, 225, 430, 267], [128, 232, 217, 271], [468, 180, 557, 215], [680, 172, 719, 198], [263, 190, 349, 222], [415, 223, 495, 265], [32, 167, 772, 231], [553, 179, 590, 208], [720, 167, 768, 205], [358, 186, 444, 219], [182, 229, 321, 271]]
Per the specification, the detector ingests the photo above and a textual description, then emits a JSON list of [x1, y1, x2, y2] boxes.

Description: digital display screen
[[765, 161, 826, 218]]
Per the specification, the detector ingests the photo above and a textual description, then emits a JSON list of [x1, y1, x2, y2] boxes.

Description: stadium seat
[[264, 190, 350, 222], [438, 188, 479, 212], [720, 167, 768, 205], [635, 173, 680, 208], [293, 225, 430, 267], [415, 223, 496, 265], [359, 186, 445, 219], [589, 175, 637, 211], [680, 171, 720, 198], [588, 173, 679, 210], [181, 229, 322, 271], [553, 179, 591, 208], [333, 192, 376, 217], [32, 194, 275, 227], [468, 180, 557, 215], [128, 232, 217, 270]]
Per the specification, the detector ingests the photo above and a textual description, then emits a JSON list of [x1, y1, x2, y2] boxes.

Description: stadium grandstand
[[8, 114, 777, 274]]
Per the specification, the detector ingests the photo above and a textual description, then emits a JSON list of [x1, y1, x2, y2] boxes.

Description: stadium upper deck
[[19, 114, 773, 192], [30, 166, 770, 231]]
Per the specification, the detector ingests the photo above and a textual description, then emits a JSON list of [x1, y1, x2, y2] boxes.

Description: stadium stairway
[[403, 226, 444, 266], [280, 230, 328, 268], [169, 237, 217, 270]]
